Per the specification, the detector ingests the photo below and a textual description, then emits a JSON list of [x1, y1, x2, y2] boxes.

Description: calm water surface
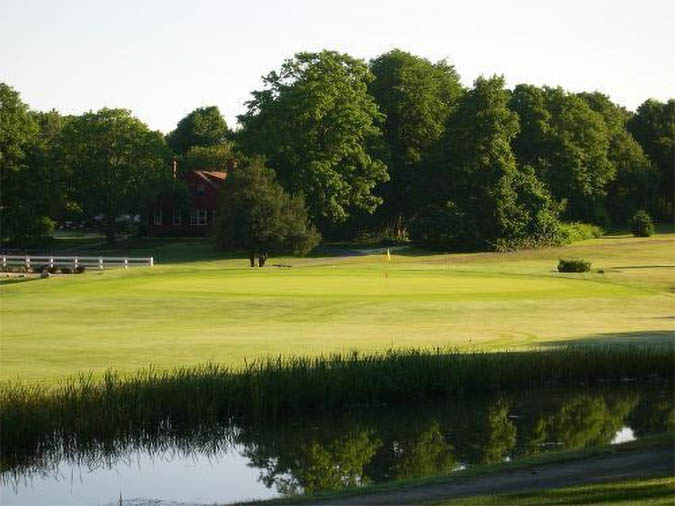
[[2, 386, 672, 505]]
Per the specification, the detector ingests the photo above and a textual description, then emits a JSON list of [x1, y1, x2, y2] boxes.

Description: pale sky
[[2, 0, 674, 134]]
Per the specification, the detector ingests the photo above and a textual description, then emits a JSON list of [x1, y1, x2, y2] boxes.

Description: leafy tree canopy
[[214, 157, 320, 259], [237, 50, 388, 225], [183, 143, 234, 171], [167, 106, 229, 156], [0, 84, 64, 245], [510, 85, 614, 222], [627, 98, 675, 216], [59, 108, 171, 243], [369, 49, 463, 166], [412, 76, 560, 251], [368, 49, 463, 231], [578, 92, 655, 222]]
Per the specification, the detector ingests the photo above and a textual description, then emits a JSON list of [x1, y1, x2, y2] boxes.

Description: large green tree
[[412, 76, 560, 251], [627, 98, 675, 217], [368, 49, 463, 235], [237, 50, 388, 226], [166, 106, 229, 156], [510, 85, 614, 223], [214, 157, 320, 264], [0, 83, 59, 245], [31, 110, 70, 220], [578, 92, 656, 223], [59, 108, 171, 243]]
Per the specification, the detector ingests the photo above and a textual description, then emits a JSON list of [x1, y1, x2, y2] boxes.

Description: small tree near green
[[214, 158, 320, 266], [629, 210, 654, 237]]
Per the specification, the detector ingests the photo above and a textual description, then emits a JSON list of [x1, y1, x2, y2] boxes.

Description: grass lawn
[[1, 230, 673, 384], [431, 476, 675, 505]]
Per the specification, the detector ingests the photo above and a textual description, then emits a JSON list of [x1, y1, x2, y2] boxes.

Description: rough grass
[[1, 230, 673, 384], [432, 476, 675, 505]]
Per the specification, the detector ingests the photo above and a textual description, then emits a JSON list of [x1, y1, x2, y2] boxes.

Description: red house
[[150, 169, 227, 236]]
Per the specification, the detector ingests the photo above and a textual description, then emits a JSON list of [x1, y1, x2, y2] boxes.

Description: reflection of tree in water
[[522, 391, 640, 453], [239, 425, 381, 496], [477, 398, 517, 464], [629, 390, 675, 436], [239, 417, 457, 494], [390, 421, 455, 480], [297, 429, 381, 494]]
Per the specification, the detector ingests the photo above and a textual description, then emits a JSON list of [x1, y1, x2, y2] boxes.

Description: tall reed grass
[[1, 346, 672, 470]]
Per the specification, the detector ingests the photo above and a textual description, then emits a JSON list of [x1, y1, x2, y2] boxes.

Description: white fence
[[1, 255, 154, 270]]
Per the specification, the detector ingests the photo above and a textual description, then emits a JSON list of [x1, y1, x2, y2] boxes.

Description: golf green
[[1, 232, 673, 383]]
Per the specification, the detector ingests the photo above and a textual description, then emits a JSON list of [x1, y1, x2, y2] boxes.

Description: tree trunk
[[104, 219, 116, 245], [249, 252, 256, 267], [258, 252, 267, 267]]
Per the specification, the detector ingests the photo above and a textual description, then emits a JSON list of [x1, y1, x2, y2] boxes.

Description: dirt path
[[308, 446, 674, 505]]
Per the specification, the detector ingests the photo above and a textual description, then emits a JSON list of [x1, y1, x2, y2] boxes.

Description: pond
[[1, 386, 672, 505]]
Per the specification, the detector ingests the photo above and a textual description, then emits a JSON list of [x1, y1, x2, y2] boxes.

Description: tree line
[[1, 49, 673, 252]]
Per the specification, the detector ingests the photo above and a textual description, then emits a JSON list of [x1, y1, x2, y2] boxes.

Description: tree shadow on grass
[[540, 330, 675, 348]]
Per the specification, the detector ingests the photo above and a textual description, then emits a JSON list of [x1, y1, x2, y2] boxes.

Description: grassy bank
[[2, 346, 672, 467], [433, 476, 675, 505], [1, 231, 674, 384]]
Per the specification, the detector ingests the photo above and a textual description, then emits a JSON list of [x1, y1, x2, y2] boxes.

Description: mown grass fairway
[[1, 231, 673, 383]]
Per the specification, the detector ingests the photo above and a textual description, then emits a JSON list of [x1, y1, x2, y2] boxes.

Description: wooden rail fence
[[1, 255, 154, 270]]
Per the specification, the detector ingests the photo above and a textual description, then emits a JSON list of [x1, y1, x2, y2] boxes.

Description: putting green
[[1, 233, 673, 383]]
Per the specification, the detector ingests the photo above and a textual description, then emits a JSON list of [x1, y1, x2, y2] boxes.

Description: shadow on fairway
[[541, 330, 675, 348]]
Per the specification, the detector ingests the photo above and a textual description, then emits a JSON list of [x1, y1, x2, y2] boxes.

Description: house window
[[190, 209, 208, 226], [173, 209, 182, 226], [153, 210, 162, 226]]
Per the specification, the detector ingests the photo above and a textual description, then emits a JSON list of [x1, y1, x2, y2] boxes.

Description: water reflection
[[1, 387, 672, 505]]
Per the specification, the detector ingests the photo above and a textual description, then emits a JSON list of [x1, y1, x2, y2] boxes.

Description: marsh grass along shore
[[2, 346, 672, 468]]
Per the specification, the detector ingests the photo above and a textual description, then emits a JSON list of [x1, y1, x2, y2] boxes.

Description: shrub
[[47, 266, 58, 274], [557, 222, 604, 244], [32, 265, 47, 273], [629, 210, 654, 237], [558, 259, 591, 272], [60, 266, 72, 274], [75, 266, 86, 274]]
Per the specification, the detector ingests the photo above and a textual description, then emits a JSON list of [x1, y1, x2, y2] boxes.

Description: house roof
[[193, 170, 227, 189]]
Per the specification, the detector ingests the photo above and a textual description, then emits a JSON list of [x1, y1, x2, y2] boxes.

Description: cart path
[[306, 446, 674, 505]]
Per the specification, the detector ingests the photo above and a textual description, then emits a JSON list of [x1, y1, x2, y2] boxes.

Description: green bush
[[75, 266, 86, 274], [629, 210, 654, 237], [558, 259, 591, 272], [557, 222, 604, 244], [60, 266, 72, 274]]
